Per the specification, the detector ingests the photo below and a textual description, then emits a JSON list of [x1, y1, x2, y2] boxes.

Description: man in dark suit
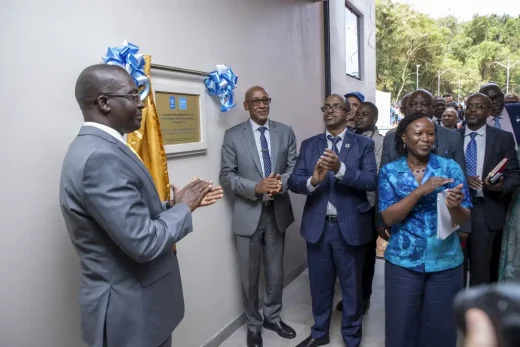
[[458, 93, 520, 286], [480, 83, 520, 149], [288, 94, 377, 347], [376, 89, 467, 240]]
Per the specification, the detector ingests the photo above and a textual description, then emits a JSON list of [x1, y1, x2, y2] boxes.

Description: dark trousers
[[468, 199, 502, 286], [307, 219, 366, 347], [362, 208, 377, 303], [158, 335, 171, 347], [385, 262, 463, 347], [236, 206, 285, 332]]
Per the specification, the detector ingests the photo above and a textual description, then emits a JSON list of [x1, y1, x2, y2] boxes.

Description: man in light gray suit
[[220, 86, 298, 347], [60, 64, 222, 347]]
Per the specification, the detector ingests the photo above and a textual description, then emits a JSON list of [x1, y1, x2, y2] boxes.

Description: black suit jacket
[[458, 125, 520, 231], [376, 124, 467, 229]]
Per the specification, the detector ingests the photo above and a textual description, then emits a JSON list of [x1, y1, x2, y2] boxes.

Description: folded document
[[437, 189, 460, 240]]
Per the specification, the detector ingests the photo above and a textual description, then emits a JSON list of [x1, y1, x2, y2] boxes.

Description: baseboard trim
[[201, 260, 308, 347]]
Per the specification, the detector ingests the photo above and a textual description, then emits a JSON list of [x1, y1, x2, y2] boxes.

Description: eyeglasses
[[321, 105, 346, 112], [466, 103, 487, 110], [246, 98, 271, 106], [104, 93, 141, 102]]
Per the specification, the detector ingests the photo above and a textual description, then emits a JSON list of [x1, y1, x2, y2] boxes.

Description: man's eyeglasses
[[321, 105, 346, 112], [104, 93, 141, 102], [466, 103, 488, 111], [246, 98, 272, 106]]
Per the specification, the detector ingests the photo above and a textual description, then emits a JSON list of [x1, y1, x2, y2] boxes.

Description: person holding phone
[[378, 113, 472, 347]]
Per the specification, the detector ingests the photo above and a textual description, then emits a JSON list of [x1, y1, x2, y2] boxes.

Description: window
[[345, 4, 361, 79]]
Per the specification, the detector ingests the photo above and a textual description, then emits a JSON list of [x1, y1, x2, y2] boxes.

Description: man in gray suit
[[220, 86, 298, 347], [60, 64, 222, 347]]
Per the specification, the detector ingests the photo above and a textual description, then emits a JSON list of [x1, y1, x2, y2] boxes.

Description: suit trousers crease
[[385, 262, 463, 347], [468, 200, 502, 286], [307, 220, 366, 347], [237, 206, 285, 332]]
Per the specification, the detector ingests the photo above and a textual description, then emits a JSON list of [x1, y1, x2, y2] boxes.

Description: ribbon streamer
[[102, 40, 150, 101], [204, 64, 238, 112]]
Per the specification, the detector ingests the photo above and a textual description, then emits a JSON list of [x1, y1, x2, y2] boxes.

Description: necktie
[[258, 127, 271, 177], [327, 135, 341, 155], [466, 132, 478, 196], [494, 116, 502, 129]]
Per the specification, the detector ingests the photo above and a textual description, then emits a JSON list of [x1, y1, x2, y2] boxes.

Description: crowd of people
[[60, 63, 520, 347]]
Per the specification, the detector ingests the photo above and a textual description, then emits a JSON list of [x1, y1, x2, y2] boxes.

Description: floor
[[220, 260, 386, 347]]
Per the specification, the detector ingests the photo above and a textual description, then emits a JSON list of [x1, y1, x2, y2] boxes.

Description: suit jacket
[[219, 119, 297, 236], [60, 126, 192, 347], [504, 103, 520, 144], [457, 125, 520, 230], [288, 131, 378, 246], [377, 123, 468, 231]]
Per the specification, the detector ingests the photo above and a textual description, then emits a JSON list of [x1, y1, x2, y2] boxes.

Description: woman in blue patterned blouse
[[379, 113, 472, 347]]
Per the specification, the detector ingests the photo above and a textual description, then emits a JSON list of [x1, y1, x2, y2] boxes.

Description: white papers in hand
[[437, 189, 460, 240]]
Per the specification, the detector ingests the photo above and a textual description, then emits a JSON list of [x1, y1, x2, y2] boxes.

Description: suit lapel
[[483, 125, 494, 175], [339, 130, 354, 163], [115, 141, 160, 197], [242, 121, 263, 176], [269, 120, 280, 172]]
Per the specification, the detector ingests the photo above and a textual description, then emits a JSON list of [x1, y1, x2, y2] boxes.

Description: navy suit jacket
[[288, 131, 378, 246], [504, 103, 520, 144]]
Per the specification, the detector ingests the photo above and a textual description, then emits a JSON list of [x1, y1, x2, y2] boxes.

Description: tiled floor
[[220, 260, 386, 347]]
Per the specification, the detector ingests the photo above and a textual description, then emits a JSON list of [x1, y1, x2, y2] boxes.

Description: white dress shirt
[[464, 125, 486, 197], [487, 107, 518, 149], [306, 129, 347, 216], [84, 122, 126, 144]]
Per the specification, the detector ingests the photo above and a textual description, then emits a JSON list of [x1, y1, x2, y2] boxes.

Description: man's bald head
[[325, 94, 349, 110], [75, 64, 133, 112], [407, 89, 434, 118], [245, 86, 267, 101]]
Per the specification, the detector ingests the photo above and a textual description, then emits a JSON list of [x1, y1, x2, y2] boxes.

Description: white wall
[[0, 1, 325, 346], [329, 0, 377, 101]]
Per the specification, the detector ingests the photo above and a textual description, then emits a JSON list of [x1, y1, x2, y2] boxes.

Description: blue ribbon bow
[[204, 65, 238, 112], [102, 40, 150, 101]]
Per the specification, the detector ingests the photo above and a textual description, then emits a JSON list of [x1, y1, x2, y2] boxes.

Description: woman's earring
[[403, 142, 406, 150]]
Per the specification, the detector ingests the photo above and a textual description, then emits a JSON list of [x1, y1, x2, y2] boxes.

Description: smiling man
[[289, 94, 377, 347], [457, 92, 520, 286], [220, 86, 298, 347]]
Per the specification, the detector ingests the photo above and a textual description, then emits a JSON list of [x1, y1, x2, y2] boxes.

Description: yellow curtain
[[127, 56, 176, 252], [127, 55, 170, 202]]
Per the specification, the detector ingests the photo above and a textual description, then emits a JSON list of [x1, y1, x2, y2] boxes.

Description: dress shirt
[[487, 107, 518, 149], [84, 122, 126, 144], [306, 129, 347, 216], [379, 154, 472, 272], [464, 125, 486, 197], [250, 119, 273, 200]]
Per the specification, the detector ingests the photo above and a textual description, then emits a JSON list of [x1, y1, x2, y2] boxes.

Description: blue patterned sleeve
[[449, 161, 473, 209], [378, 165, 398, 213]]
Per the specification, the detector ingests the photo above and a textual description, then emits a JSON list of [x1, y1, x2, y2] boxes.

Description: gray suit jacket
[[60, 126, 192, 347], [219, 119, 297, 236]]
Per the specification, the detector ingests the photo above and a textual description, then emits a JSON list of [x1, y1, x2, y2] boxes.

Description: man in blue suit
[[288, 94, 377, 347], [480, 83, 520, 149]]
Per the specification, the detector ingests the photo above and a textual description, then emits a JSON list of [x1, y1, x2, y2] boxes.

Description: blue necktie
[[494, 116, 502, 129], [327, 135, 341, 155], [258, 127, 271, 177], [466, 132, 478, 196]]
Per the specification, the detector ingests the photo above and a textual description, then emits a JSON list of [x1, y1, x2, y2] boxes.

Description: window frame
[[344, 2, 362, 80]]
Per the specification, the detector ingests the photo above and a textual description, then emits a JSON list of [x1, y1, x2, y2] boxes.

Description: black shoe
[[363, 300, 371, 315], [336, 300, 343, 312], [247, 331, 263, 347], [263, 320, 296, 339], [295, 335, 330, 347]]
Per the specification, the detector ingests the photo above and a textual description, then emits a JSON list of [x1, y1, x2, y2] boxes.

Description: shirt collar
[[83, 122, 126, 144], [464, 124, 486, 137], [325, 128, 348, 142], [250, 118, 269, 132]]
